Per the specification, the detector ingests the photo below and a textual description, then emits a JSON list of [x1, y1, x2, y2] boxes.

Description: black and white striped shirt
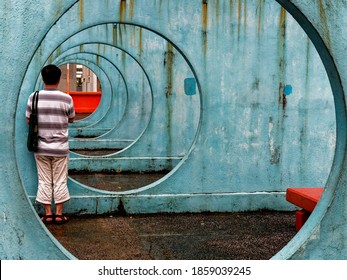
[[26, 89, 75, 156]]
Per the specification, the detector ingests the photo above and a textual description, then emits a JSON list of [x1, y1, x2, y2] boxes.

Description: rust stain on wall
[[56, 46, 62, 58], [113, 24, 118, 46], [164, 43, 174, 155], [243, 0, 247, 33], [119, 0, 127, 22], [278, 7, 286, 110], [230, 0, 234, 15], [164, 43, 174, 97], [279, 8, 286, 38], [47, 55, 53, 65], [257, 0, 265, 37], [318, 0, 331, 49], [279, 83, 286, 110], [129, 0, 135, 19], [139, 27, 143, 59], [96, 45, 101, 65], [202, 1, 208, 30], [79, 0, 84, 22], [202, 0, 208, 56], [237, 0, 242, 40], [97, 42, 101, 54], [113, 24, 124, 46], [215, 0, 219, 21], [278, 7, 286, 72]]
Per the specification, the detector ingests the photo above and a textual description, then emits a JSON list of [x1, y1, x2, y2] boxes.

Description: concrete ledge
[[69, 128, 111, 138], [30, 192, 295, 215], [68, 157, 182, 172], [69, 139, 134, 149]]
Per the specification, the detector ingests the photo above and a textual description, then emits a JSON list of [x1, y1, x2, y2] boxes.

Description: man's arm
[[26, 118, 30, 125]]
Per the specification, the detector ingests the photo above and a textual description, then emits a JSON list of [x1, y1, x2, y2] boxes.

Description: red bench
[[67, 91, 102, 113], [286, 187, 324, 231]]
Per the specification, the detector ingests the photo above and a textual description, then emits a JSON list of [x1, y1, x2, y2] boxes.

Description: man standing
[[26, 64, 75, 224]]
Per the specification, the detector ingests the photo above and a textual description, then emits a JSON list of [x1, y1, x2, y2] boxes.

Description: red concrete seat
[[67, 91, 102, 113], [286, 187, 324, 231]]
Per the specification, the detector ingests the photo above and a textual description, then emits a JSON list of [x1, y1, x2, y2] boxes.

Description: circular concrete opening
[[62, 26, 202, 191], [272, 0, 345, 259], [11, 0, 343, 260], [15, 20, 202, 194]]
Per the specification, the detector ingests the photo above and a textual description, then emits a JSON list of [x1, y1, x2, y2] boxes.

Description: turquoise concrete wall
[[1, 0, 346, 259]]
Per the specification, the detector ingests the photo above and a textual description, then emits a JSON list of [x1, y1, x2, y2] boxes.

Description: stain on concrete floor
[[46, 211, 297, 260]]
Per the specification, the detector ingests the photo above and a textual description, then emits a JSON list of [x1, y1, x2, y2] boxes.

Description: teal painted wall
[[1, 0, 347, 259]]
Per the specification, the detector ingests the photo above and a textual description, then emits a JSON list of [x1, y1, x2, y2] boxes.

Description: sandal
[[55, 215, 69, 224], [41, 215, 54, 225]]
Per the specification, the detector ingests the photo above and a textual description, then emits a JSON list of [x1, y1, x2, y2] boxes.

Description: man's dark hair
[[41, 64, 61, 85]]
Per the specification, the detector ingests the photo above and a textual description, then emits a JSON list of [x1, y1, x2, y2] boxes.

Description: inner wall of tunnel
[[55, 55, 150, 157], [52, 55, 131, 140], [14, 0, 336, 219], [43, 23, 201, 192], [45, 23, 202, 163], [58, 58, 130, 141], [50, 41, 154, 143], [16, 22, 202, 196]]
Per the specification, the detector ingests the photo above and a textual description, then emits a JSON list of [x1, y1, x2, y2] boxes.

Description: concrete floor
[[46, 211, 297, 260], [69, 171, 167, 191]]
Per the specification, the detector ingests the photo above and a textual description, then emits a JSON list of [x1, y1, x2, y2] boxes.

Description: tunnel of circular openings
[[58, 63, 155, 191], [49, 24, 202, 192]]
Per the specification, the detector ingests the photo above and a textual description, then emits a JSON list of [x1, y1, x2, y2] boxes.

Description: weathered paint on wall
[[1, 0, 346, 259]]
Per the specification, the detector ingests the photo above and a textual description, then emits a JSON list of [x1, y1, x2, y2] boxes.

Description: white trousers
[[34, 155, 70, 205]]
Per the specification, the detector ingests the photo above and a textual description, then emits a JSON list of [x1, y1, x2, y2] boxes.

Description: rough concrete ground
[[46, 211, 296, 260]]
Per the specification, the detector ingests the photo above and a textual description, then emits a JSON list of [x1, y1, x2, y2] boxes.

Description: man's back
[[26, 89, 75, 156]]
